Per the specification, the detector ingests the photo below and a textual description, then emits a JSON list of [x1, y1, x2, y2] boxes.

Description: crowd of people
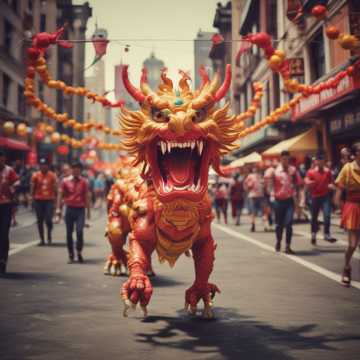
[[211, 144, 360, 286], [0, 151, 114, 274], [1, 144, 360, 286]]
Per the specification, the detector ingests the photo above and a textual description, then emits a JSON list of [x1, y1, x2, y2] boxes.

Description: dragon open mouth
[[149, 138, 210, 201]]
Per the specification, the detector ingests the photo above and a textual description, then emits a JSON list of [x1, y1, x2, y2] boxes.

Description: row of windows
[[2, 72, 26, 116]]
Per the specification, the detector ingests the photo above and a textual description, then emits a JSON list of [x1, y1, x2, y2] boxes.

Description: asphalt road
[[1, 209, 360, 360]]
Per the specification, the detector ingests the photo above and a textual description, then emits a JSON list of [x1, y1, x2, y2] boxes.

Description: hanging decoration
[[86, 25, 109, 70]]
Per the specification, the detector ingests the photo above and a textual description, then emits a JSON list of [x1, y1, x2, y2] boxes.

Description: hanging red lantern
[[326, 26, 340, 40], [57, 144, 69, 155], [311, 5, 327, 19], [34, 129, 45, 142]]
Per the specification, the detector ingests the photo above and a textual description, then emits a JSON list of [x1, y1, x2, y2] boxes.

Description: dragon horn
[[122, 65, 145, 103], [214, 64, 232, 102]]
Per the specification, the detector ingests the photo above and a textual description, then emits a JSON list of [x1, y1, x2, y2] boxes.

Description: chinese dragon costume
[[108, 64, 246, 319]]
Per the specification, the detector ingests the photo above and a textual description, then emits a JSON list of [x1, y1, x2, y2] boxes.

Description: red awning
[[0, 137, 30, 151]]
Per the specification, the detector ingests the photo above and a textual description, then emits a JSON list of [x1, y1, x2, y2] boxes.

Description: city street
[[1, 209, 360, 360]]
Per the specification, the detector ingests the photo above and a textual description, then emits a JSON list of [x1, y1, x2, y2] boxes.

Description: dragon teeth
[[197, 141, 203, 155], [161, 141, 166, 154], [158, 140, 204, 154]]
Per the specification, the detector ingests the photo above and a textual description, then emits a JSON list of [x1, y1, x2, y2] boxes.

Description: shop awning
[[229, 151, 262, 168], [0, 137, 30, 151], [263, 128, 318, 156]]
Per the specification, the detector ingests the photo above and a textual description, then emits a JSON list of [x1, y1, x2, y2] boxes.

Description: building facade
[[0, 0, 92, 163], [143, 52, 165, 91], [231, 0, 360, 163]]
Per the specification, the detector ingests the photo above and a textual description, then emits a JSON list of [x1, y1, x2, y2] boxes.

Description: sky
[[73, 0, 222, 98]]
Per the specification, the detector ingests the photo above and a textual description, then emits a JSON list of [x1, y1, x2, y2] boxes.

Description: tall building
[[209, 1, 232, 104], [143, 52, 164, 91], [55, 0, 92, 161], [0, 0, 59, 162], [194, 30, 214, 89]]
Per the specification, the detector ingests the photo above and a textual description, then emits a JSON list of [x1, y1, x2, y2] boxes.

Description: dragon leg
[[121, 233, 155, 317], [185, 235, 220, 318]]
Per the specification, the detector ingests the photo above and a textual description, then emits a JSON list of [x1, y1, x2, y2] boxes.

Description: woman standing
[[244, 166, 266, 232], [335, 143, 360, 286]]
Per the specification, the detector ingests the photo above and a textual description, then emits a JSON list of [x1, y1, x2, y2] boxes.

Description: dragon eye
[[151, 108, 170, 122], [192, 108, 206, 123]]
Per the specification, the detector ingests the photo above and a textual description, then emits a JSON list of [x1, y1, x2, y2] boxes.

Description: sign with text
[[330, 107, 360, 134], [292, 72, 360, 120]]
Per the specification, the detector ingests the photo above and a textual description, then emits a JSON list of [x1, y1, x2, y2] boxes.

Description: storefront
[[328, 100, 360, 163], [0, 136, 31, 163], [291, 61, 360, 163]]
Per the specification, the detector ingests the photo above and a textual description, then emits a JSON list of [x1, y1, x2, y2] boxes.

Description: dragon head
[[119, 64, 242, 203]]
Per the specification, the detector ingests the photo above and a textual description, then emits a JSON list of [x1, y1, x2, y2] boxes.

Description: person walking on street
[[265, 151, 302, 254], [56, 162, 91, 264], [244, 166, 266, 232], [335, 143, 360, 286], [214, 182, 228, 224], [0, 151, 19, 274], [31, 158, 58, 246], [230, 174, 244, 225], [305, 153, 337, 245]]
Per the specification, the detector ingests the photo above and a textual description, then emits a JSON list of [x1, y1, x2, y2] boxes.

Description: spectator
[[94, 173, 106, 208], [230, 174, 244, 225], [305, 153, 337, 245], [0, 151, 19, 274], [335, 143, 360, 286], [214, 182, 228, 224], [56, 162, 91, 263], [244, 166, 266, 232], [31, 158, 58, 246], [265, 150, 302, 254]]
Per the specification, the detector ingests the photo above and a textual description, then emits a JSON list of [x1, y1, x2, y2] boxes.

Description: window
[[39, 82, 44, 101], [309, 31, 326, 81], [266, 0, 277, 38], [18, 85, 25, 116], [4, 20, 12, 49], [3, 74, 11, 106], [40, 14, 46, 32], [10, 0, 19, 14]]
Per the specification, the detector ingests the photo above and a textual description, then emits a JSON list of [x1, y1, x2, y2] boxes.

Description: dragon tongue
[[165, 151, 194, 185]]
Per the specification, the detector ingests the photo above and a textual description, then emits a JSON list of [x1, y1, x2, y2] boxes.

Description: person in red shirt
[[265, 151, 303, 254], [0, 150, 19, 274], [305, 153, 337, 245], [56, 162, 91, 263], [31, 158, 58, 246], [230, 174, 244, 225]]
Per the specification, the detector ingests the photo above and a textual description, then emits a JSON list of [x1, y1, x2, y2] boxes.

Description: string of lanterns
[[23, 57, 123, 139]]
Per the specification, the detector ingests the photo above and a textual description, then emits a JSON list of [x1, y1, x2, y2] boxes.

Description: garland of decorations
[[23, 57, 122, 138]]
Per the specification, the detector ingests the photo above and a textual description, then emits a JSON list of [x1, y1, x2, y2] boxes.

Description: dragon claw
[[123, 299, 132, 317], [121, 273, 153, 317], [185, 283, 220, 318]]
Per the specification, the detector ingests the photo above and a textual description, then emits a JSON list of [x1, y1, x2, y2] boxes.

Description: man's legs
[[65, 207, 75, 261], [310, 197, 322, 245], [0, 204, 12, 273], [323, 195, 336, 242], [34, 200, 45, 245], [75, 208, 85, 262], [44, 201, 54, 244], [284, 199, 295, 253], [274, 200, 286, 251]]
